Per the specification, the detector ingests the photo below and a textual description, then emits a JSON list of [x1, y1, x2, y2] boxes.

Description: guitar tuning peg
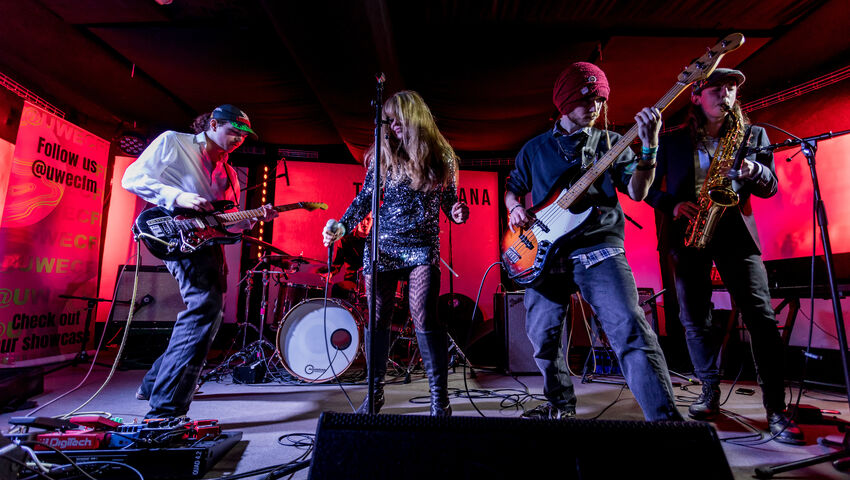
[[705, 48, 715, 58]]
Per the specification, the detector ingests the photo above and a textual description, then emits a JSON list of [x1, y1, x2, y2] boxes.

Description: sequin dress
[[339, 166, 458, 272]]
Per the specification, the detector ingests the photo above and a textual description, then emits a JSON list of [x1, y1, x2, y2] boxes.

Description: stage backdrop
[[271, 161, 500, 324], [0, 102, 108, 366]]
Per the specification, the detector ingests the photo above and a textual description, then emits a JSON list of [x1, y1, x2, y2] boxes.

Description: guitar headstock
[[677, 33, 745, 86], [301, 202, 328, 211]]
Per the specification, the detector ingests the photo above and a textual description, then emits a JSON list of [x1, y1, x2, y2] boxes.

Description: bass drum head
[[276, 298, 363, 383]]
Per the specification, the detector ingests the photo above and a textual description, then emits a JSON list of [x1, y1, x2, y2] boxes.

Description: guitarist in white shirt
[[122, 104, 277, 419], [504, 63, 682, 421]]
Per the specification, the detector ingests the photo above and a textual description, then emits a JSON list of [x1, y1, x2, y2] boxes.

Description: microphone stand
[[756, 129, 850, 478], [445, 220, 476, 378], [367, 73, 386, 415]]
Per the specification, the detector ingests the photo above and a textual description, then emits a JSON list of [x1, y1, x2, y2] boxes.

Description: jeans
[[525, 253, 682, 421], [140, 247, 226, 418], [672, 246, 787, 412]]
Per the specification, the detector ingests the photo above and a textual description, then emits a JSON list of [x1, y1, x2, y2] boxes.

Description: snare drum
[[276, 298, 364, 383]]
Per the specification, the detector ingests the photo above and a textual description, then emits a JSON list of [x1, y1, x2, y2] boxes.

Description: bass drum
[[276, 298, 363, 383]]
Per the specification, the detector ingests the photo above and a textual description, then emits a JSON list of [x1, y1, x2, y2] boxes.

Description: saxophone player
[[645, 68, 804, 444]]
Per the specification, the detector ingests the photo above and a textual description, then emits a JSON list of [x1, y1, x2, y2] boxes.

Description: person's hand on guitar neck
[[258, 204, 279, 222]]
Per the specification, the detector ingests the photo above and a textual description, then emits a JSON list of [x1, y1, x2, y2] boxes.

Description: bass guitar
[[134, 200, 328, 260], [500, 33, 745, 286]]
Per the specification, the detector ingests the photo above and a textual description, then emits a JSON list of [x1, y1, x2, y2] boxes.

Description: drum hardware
[[203, 258, 293, 383]]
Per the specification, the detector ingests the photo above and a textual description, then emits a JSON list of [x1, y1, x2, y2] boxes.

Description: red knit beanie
[[553, 62, 610, 115]]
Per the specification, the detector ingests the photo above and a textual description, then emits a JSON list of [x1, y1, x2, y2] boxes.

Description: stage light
[[118, 133, 148, 156]]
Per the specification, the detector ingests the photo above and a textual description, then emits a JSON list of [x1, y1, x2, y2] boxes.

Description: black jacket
[[645, 126, 778, 254]]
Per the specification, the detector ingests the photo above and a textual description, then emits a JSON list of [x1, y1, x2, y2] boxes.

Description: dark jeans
[[672, 246, 786, 412], [525, 253, 682, 421], [140, 248, 226, 418]]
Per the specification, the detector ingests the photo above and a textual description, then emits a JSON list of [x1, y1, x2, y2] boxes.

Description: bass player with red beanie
[[505, 62, 682, 421]]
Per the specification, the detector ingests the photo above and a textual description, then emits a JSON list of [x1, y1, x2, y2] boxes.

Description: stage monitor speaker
[[309, 412, 733, 480], [109, 264, 184, 323]]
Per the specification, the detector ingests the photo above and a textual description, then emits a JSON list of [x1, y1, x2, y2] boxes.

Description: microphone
[[375, 72, 386, 85], [728, 124, 753, 179], [325, 218, 338, 265]]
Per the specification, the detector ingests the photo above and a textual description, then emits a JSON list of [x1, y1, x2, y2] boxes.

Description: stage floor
[[3, 362, 849, 479]]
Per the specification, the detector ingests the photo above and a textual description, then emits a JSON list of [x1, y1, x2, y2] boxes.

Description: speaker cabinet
[[107, 265, 184, 368], [494, 292, 590, 374], [309, 412, 733, 480], [493, 291, 537, 374], [109, 265, 184, 323], [637, 287, 659, 333]]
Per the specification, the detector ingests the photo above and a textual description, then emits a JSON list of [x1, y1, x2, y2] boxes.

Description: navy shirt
[[506, 125, 638, 253]]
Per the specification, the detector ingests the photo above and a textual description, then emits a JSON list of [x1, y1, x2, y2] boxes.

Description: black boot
[[416, 329, 451, 416], [357, 328, 390, 414], [688, 382, 720, 420], [767, 410, 805, 445]]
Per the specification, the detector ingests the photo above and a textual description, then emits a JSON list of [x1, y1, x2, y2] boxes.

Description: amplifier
[[109, 265, 184, 323]]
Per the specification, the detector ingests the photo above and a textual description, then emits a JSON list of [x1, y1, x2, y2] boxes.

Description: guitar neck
[[558, 82, 689, 210], [213, 203, 306, 226]]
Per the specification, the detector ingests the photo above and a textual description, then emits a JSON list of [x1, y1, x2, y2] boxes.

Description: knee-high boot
[[357, 328, 390, 414], [416, 329, 452, 416]]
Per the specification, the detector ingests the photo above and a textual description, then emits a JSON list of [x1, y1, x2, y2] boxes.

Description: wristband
[[636, 162, 657, 171], [641, 145, 658, 154], [509, 204, 523, 215]]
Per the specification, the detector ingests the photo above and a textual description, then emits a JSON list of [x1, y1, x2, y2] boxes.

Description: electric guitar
[[501, 33, 745, 286], [134, 200, 328, 260]]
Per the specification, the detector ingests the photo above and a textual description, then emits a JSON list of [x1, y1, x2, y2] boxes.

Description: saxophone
[[684, 105, 745, 248]]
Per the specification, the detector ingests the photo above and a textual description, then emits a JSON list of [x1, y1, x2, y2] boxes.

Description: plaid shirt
[[572, 247, 625, 268], [548, 246, 625, 272]]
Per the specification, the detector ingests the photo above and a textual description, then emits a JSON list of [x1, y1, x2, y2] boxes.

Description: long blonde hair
[[364, 90, 458, 192]]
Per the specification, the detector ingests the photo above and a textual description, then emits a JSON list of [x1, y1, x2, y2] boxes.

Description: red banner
[[271, 161, 500, 322], [0, 103, 108, 366]]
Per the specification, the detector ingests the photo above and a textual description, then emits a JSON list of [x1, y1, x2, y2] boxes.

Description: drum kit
[[222, 236, 473, 385], [231, 249, 367, 384]]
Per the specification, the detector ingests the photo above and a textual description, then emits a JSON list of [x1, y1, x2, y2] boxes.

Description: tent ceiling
[[1, 0, 848, 160]]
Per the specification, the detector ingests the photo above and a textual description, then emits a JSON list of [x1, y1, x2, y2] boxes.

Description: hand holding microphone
[[322, 219, 345, 247]]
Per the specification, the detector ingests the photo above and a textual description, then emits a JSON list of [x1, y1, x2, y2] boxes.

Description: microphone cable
[[321, 220, 355, 411]]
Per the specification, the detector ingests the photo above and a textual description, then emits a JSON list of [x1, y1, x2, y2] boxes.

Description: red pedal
[[68, 415, 121, 430], [182, 419, 221, 439]]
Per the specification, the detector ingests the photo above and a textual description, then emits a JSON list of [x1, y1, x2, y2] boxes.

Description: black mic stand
[[756, 129, 850, 478], [445, 219, 476, 379], [366, 73, 386, 415]]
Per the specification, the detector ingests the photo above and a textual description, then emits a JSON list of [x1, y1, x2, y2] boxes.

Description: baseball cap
[[692, 68, 746, 94], [212, 104, 257, 139]]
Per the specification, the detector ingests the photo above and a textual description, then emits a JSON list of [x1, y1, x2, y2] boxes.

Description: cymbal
[[243, 236, 286, 255], [262, 254, 327, 278]]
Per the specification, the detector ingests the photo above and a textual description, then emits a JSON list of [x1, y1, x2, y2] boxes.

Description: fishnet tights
[[363, 265, 442, 332]]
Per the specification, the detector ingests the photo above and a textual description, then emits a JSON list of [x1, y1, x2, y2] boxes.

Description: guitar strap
[[580, 128, 603, 169], [222, 162, 241, 208]]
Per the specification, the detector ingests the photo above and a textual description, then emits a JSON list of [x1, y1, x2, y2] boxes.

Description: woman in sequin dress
[[322, 90, 469, 416]]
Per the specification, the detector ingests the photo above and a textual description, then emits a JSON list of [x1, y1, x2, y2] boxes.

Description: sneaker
[[767, 411, 805, 445], [521, 402, 576, 420]]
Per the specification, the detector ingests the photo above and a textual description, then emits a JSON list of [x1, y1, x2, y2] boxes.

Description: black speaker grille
[[309, 412, 732, 480]]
